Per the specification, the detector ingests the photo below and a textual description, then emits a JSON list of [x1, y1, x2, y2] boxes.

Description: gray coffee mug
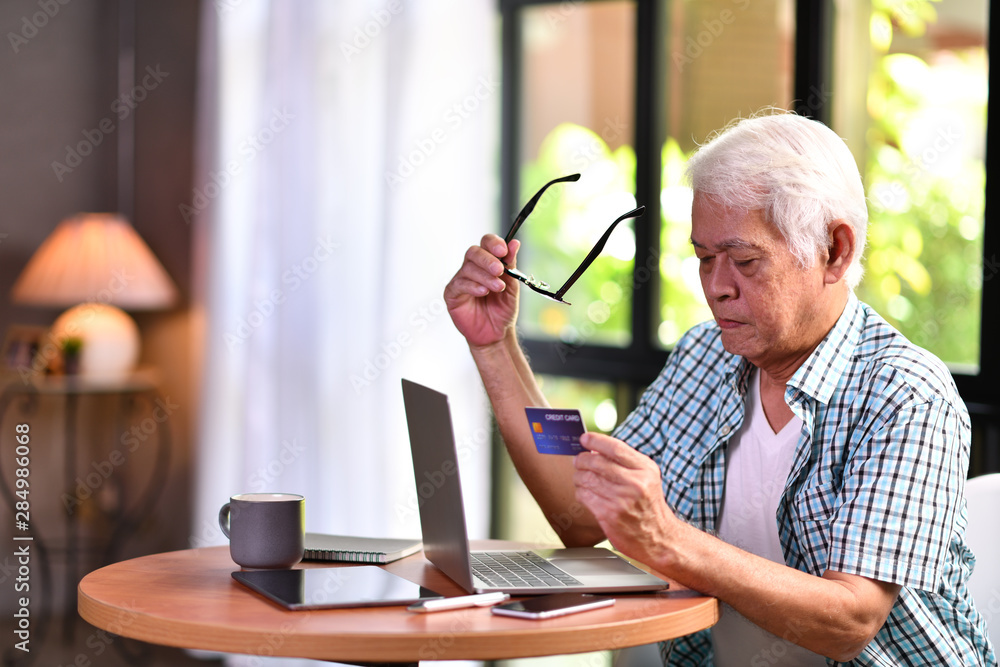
[[219, 493, 304, 569]]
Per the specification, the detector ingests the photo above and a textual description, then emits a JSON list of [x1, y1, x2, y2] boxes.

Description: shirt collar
[[787, 292, 863, 404], [722, 345, 754, 396], [720, 293, 863, 405]]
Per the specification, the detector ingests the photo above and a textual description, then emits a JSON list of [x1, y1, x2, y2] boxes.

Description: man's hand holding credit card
[[525, 407, 586, 455]]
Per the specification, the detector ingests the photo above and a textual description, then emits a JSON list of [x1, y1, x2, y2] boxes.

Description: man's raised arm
[[444, 233, 604, 546]]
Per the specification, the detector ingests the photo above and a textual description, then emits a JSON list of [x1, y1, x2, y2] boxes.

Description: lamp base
[[50, 303, 140, 380]]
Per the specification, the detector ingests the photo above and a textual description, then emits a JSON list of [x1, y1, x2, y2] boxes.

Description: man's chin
[[718, 329, 758, 359]]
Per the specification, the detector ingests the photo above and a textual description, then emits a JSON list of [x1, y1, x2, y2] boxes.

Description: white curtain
[[189, 1, 498, 664]]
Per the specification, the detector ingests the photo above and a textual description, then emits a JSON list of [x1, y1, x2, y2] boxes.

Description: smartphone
[[490, 593, 615, 619]]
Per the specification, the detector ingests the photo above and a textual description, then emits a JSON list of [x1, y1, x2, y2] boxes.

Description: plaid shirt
[[613, 295, 996, 666]]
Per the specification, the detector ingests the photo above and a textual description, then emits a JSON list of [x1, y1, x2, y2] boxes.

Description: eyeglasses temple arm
[[554, 206, 645, 300], [503, 173, 581, 244]]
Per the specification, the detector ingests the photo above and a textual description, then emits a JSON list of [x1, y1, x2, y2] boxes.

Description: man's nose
[[703, 261, 738, 301]]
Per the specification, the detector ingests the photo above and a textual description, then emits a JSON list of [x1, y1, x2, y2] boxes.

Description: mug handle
[[219, 502, 231, 539]]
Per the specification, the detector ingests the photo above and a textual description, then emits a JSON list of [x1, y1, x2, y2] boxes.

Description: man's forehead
[[690, 195, 782, 251]]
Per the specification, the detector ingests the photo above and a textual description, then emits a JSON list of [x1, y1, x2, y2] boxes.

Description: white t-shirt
[[710, 369, 827, 666]]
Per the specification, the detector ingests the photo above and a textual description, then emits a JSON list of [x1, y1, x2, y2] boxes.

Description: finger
[[451, 251, 511, 298], [445, 276, 497, 300], [574, 450, 641, 492], [579, 433, 644, 469], [573, 454, 634, 496], [460, 262, 507, 293], [575, 444, 661, 496], [573, 466, 617, 501], [573, 472, 616, 516], [573, 479, 630, 527], [466, 244, 506, 277], [573, 450, 611, 476], [505, 239, 520, 267], [479, 234, 521, 267], [479, 234, 509, 261]]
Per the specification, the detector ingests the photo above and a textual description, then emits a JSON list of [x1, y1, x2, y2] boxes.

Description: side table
[[0, 369, 171, 659]]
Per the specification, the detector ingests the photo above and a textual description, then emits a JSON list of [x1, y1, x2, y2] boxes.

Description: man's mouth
[[715, 317, 744, 330]]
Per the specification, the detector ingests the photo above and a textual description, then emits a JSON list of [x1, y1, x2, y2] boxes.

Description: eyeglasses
[[502, 173, 645, 305]]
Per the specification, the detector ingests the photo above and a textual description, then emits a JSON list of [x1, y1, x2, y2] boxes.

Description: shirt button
[[721, 425, 731, 436]]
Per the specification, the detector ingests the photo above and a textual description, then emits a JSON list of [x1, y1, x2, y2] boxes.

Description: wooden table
[[78, 543, 717, 664]]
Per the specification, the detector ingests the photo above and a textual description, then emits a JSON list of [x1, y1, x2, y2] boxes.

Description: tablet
[[232, 566, 446, 610]]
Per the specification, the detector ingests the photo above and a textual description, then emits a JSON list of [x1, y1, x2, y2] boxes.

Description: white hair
[[685, 111, 869, 289]]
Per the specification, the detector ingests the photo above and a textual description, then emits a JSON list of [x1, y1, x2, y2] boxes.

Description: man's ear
[[824, 219, 856, 285]]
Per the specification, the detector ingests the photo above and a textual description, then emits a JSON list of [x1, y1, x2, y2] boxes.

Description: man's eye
[[734, 259, 756, 267]]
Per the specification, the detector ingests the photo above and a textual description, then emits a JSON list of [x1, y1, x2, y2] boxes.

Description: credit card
[[525, 407, 586, 455]]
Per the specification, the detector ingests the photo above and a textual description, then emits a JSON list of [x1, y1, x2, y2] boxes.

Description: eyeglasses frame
[[502, 174, 646, 305]]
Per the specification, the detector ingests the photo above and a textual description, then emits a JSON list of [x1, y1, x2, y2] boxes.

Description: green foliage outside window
[[858, 0, 985, 368]]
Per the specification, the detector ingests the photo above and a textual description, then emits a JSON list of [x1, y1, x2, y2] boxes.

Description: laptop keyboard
[[471, 551, 583, 588]]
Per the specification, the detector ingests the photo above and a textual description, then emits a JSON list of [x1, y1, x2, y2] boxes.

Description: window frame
[[499, 0, 1000, 471]]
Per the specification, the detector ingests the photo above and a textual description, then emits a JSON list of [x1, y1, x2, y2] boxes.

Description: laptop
[[401, 378, 669, 595]]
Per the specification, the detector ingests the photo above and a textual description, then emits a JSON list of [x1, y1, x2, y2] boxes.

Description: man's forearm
[[469, 328, 545, 408], [656, 522, 899, 661], [470, 330, 604, 546]]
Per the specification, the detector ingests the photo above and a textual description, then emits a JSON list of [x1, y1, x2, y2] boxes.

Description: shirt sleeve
[[611, 322, 716, 460], [826, 396, 968, 592]]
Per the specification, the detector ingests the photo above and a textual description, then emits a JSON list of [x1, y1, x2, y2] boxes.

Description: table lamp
[[10, 212, 178, 380]]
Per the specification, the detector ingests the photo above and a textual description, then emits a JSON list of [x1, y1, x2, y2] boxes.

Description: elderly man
[[444, 112, 995, 665]]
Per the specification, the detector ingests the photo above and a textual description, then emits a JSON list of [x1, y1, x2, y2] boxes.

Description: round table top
[[78, 543, 717, 663]]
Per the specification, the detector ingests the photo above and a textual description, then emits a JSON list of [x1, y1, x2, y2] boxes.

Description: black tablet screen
[[232, 566, 445, 610]]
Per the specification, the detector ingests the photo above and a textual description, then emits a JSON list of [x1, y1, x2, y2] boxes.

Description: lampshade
[[10, 212, 177, 309], [10, 213, 177, 380]]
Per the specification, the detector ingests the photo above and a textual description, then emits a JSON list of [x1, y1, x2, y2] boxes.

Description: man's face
[[691, 192, 837, 377]]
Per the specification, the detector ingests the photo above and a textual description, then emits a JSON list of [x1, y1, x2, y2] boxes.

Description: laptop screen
[[401, 379, 477, 593]]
